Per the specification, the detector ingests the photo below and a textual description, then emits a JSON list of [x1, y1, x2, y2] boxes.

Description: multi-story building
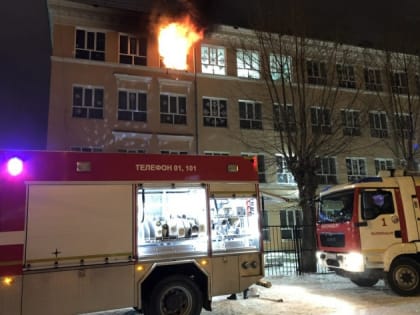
[[46, 0, 420, 237]]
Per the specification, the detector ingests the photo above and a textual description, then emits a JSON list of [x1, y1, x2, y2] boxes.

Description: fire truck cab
[[0, 150, 264, 315], [316, 170, 420, 296]]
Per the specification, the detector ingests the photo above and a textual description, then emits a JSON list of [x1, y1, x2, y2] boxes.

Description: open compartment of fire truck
[[137, 183, 260, 257]]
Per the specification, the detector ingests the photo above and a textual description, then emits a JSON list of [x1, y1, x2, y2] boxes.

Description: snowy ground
[[85, 273, 420, 315]]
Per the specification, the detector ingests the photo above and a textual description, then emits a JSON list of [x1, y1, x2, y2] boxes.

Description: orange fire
[[158, 16, 203, 70]]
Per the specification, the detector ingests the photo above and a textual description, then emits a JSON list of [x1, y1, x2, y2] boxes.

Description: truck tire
[[144, 274, 202, 315], [387, 257, 420, 296], [350, 277, 379, 287]]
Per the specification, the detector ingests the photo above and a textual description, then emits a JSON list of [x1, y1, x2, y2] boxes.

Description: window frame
[[72, 85, 104, 119], [238, 100, 263, 130], [119, 33, 147, 66], [202, 97, 228, 127], [346, 157, 367, 182], [201, 44, 226, 75], [117, 89, 147, 122], [236, 49, 260, 79], [160, 94, 187, 125], [75, 28, 105, 61]]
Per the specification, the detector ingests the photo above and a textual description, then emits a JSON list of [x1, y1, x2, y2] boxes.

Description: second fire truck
[[316, 169, 420, 296]]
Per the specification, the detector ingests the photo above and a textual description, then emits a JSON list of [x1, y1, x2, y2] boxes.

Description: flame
[[158, 16, 203, 70]]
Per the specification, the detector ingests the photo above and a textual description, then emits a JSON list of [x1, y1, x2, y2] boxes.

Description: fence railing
[[262, 225, 330, 276]]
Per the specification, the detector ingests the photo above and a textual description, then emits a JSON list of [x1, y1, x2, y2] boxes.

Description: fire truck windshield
[[318, 190, 354, 224]]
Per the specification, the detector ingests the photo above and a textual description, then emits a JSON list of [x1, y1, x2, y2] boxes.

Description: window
[[201, 45, 226, 75], [374, 158, 394, 175], [369, 111, 388, 138], [118, 90, 147, 122], [364, 68, 382, 91], [362, 190, 395, 220], [270, 54, 292, 81], [341, 109, 361, 136], [280, 209, 302, 240], [390, 71, 408, 94], [276, 155, 296, 185], [336, 64, 356, 88], [316, 157, 337, 185], [119, 34, 147, 66], [160, 94, 187, 125], [242, 153, 266, 183], [70, 146, 103, 152], [160, 150, 188, 155], [239, 100, 262, 129], [237, 49, 260, 79], [346, 157, 367, 182], [202, 98, 227, 127], [306, 60, 327, 85], [75, 29, 105, 61], [318, 190, 354, 224], [273, 104, 296, 132], [204, 151, 229, 156], [311, 107, 331, 134], [118, 149, 146, 154], [394, 112, 412, 139], [72, 85, 104, 119]]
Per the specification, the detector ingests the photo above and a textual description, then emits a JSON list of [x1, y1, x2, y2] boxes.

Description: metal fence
[[262, 225, 330, 276]]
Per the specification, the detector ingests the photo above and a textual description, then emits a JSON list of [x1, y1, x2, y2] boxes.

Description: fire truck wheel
[[387, 257, 420, 296], [350, 277, 379, 287], [144, 274, 203, 315]]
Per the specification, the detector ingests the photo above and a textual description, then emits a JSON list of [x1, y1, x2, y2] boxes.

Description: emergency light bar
[[7, 157, 24, 176]]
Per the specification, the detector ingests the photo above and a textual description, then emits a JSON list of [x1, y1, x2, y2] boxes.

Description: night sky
[[1, 0, 419, 150], [0, 1, 50, 150]]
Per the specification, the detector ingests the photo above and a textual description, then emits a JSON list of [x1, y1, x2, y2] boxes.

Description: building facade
[[46, 0, 420, 235]]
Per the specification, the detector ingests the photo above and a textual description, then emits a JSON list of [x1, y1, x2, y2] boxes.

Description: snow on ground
[[85, 273, 420, 315]]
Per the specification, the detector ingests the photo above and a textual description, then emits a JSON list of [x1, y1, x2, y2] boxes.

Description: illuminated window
[[346, 157, 367, 182], [374, 158, 394, 174], [364, 68, 382, 91], [119, 34, 147, 66], [72, 85, 104, 119], [160, 94, 187, 125], [336, 64, 356, 88], [201, 45, 226, 75], [306, 60, 327, 85], [236, 49, 260, 79], [341, 109, 361, 136], [311, 106, 331, 134], [276, 155, 296, 185], [369, 111, 388, 138], [239, 100, 262, 129], [75, 28, 105, 61], [202, 97, 227, 127], [118, 90, 147, 122], [270, 54, 292, 81], [316, 157, 337, 185]]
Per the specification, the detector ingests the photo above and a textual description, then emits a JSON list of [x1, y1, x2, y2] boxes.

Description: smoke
[[149, 0, 213, 34]]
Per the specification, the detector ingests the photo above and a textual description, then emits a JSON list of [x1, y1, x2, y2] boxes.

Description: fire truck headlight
[[343, 252, 364, 272]]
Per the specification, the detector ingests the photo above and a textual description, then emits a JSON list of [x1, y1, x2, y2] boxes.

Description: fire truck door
[[358, 189, 402, 265]]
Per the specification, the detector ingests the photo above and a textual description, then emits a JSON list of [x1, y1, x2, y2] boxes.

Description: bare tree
[[362, 48, 420, 171], [226, 19, 364, 271]]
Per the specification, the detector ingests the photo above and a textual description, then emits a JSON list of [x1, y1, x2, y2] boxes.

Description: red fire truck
[[0, 150, 264, 315], [316, 170, 420, 296]]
